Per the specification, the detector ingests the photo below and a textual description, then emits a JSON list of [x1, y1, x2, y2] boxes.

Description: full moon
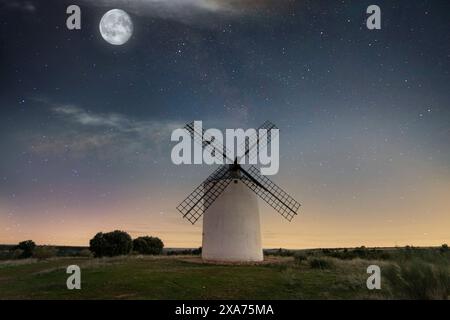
[[99, 9, 133, 46]]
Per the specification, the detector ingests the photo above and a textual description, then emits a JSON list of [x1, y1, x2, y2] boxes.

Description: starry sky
[[0, 0, 449, 248]]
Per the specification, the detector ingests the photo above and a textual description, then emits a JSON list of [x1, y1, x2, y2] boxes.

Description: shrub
[[0, 250, 13, 260], [166, 247, 202, 256], [384, 260, 450, 299], [271, 248, 295, 257], [309, 257, 335, 270], [14, 240, 36, 259], [132, 236, 164, 255], [319, 247, 390, 261], [393, 246, 449, 265], [78, 248, 93, 257], [33, 246, 58, 260], [294, 253, 307, 264], [89, 230, 133, 257], [11, 249, 24, 259], [440, 244, 449, 254]]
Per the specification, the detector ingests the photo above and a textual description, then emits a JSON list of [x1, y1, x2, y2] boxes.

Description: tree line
[[5, 230, 165, 259]]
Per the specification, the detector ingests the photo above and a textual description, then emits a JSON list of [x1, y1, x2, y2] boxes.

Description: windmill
[[176, 121, 301, 262]]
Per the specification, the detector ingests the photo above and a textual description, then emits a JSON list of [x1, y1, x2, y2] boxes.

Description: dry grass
[[0, 247, 448, 299]]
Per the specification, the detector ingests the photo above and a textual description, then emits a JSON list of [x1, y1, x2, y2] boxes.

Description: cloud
[[54, 105, 137, 130], [1, 0, 36, 12], [53, 104, 181, 139], [32, 104, 182, 160], [81, 0, 276, 23]]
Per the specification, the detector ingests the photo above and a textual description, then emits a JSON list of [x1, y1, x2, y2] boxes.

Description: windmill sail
[[176, 165, 232, 224], [237, 120, 278, 163], [240, 165, 300, 221], [177, 120, 301, 224], [184, 121, 234, 163]]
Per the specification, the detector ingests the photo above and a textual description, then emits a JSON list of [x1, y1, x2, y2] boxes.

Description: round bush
[[89, 230, 133, 257], [14, 240, 36, 259], [133, 236, 164, 255], [33, 246, 58, 260]]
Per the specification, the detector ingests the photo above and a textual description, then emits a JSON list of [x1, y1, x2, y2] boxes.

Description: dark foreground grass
[[0, 256, 387, 300], [1, 251, 448, 299]]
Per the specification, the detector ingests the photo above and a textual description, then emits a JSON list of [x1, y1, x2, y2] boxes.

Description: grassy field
[[1, 248, 448, 299]]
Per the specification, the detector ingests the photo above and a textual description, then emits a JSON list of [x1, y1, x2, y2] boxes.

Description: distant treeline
[[2, 241, 448, 261], [0, 244, 203, 260], [0, 246, 205, 260], [265, 245, 450, 261], [0, 244, 91, 260], [1, 231, 173, 260], [166, 247, 202, 256]]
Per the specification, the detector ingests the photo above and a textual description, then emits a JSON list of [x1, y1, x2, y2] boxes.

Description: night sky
[[1, 0, 449, 248]]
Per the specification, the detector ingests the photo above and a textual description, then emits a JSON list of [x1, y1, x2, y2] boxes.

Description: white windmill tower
[[177, 121, 301, 262]]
